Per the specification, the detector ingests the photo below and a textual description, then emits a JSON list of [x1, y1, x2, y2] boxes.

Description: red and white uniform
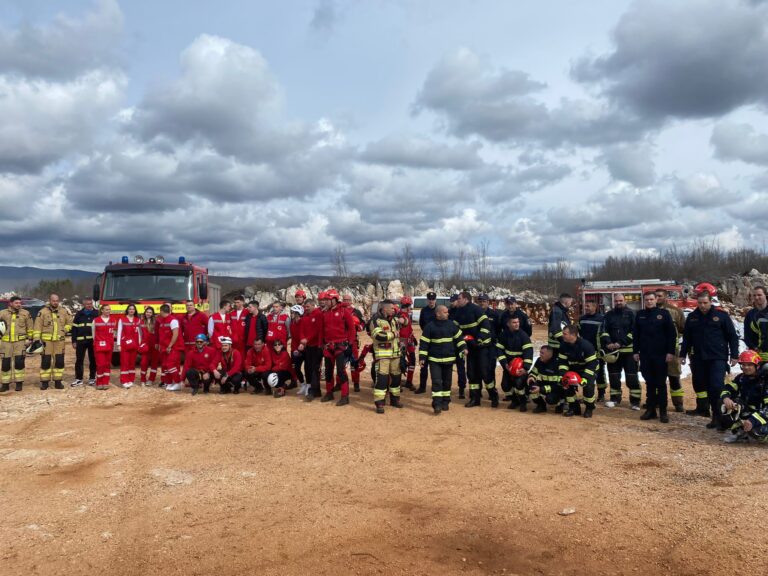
[[93, 316, 116, 387], [118, 315, 142, 386], [157, 315, 184, 385], [208, 312, 232, 349], [182, 310, 209, 349], [321, 304, 357, 397], [229, 308, 247, 357], [266, 311, 290, 346], [140, 320, 160, 385]]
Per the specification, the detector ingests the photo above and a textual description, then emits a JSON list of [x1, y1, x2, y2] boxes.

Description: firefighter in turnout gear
[[578, 299, 607, 402], [601, 294, 640, 409], [744, 285, 768, 362], [453, 291, 498, 408], [496, 316, 534, 410], [548, 293, 573, 350], [33, 294, 72, 390], [558, 325, 599, 418], [0, 296, 33, 393], [448, 294, 468, 397], [527, 345, 563, 413], [655, 288, 687, 412], [416, 291, 439, 394], [418, 304, 466, 414], [721, 350, 768, 443], [370, 300, 403, 414]]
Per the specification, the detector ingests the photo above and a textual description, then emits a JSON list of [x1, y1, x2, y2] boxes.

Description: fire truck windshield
[[102, 270, 192, 301]]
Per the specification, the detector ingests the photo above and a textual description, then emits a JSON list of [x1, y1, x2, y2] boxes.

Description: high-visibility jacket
[[577, 312, 604, 352], [33, 304, 72, 342], [495, 328, 534, 371], [557, 337, 598, 386], [0, 308, 33, 343], [370, 314, 400, 359], [418, 319, 465, 363], [547, 301, 571, 349], [452, 303, 493, 347], [71, 308, 98, 342], [744, 305, 768, 361]]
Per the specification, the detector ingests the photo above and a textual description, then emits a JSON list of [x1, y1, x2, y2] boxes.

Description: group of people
[[1, 285, 767, 442]]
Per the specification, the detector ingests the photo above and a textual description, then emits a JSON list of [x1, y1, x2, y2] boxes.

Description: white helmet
[[267, 373, 279, 388], [290, 305, 304, 316], [218, 336, 232, 345], [0, 320, 5, 337]]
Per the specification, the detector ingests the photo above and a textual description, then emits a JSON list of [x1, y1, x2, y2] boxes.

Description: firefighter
[[547, 293, 572, 350], [70, 296, 98, 387], [477, 294, 503, 339], [212, 336, 243, 394], [655, 289, 686, 412], [680, 290, 739, 429], [182, 300, 209, 356], [301, 298, 323, 401], [267, 339, 292, 398], [416, 291, 439, 394], [496, 316, 534, 411], [92, 305, 116, 390], [527, 345, 563, 413], [744, 285, 768, 362], [601, 294, 640, 410], [721, 350, 768, 443], [33, 293, 72, 390], [342, 293, 366, 392], [244, 339, 272, 394], [208, 300, 232, 350], [633, 292, 676, 423], [0, 296, 33, 393], [418, 304, 466, 414], [453, 291, 497, 408], [558, 325, 599, 418], [370, 300, 403, 414], [139, 306, 160, 386], [230, 295, 248, 361], [117, 303, 142, 388], [499, 296, 533, 338], [578, 299, 607, 402], [157, 303, 185, 391], [448, 294, 468, 398], [398, 296, 417, 391], [183, 334, 215, 395], [320, 289, 357, 406]]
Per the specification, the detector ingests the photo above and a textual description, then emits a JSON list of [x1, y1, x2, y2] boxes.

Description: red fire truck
[[576, 279, 698, 315]]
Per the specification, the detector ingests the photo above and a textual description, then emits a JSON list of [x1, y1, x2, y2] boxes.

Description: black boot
[[233, 382, 241, 394], [203, 382, 210, 394], [532, 399, 547, 413], [640, 409, 657, 421], [353, 383, 360, 392], [508, 395, 521, 409], [54, 381, 64, 390], [41, 381, 49, 390], [564, 402, 581, 417], [672, 397, 684, 413], [489, 388, 499, 408], [686, 397, 710, 417], [15, 382, 23, 392], [659, 406, 669, 423], [465, 390, 481, 408], [555, 402, 564, 414], [597, 389, 606, 403], [220, 382, 231, 394], [441, 399, 450, 411], [336, 395, 349, 406], [583, 405, 594, 418], [321, 392, 335, 402], [375, 400, 385, 414], [414, 386, 426, 394], [390, 395, 403, 408], [432, 400, 442, 415], [0, 383, 9, 393], [191, 385, 199, 396], [519, 400, 528, 413], [304, 390, 315, 402], [458, 388, 466, 400]]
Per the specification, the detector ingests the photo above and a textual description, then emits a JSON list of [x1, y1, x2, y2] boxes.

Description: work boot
[[336, 395, 349, 406], [458, 388, 466, 400], [533, 399, 547, 413], [465, 390, 481, 408], [583, 405, 594, 418], [489, 388, 499, 408], [519, 400, 528, 413], [672, 397, 684, 413], [414, 386, 426, 395], [191, 386, 199, 396], [321, 392, 335, 403], [333, 382, 340, 392], [503, 394, 514, 401], [40, 381, 49, 391], [508, 395, 521, 409], [597, 390, 606, 403], [0, 383, 9, 394], [403, 382, 415, 391], [233, 382, 241, 394], [375, 400, 385, 414], [659, 407, 669, 423], [564, 403, 581, 417], [390, 395, 403, 408], [15, 382, 23, 392], [441, 399, 450, 411], [353, 383, 360, 393], [640, 409, 658, 421], [432, 400, 442, 415], [706, 415, 721, 429], [203, 382, 210, 394], [54, 381, 64, 390], [555, 402, 564, 414], [304, 391, 315, 402]]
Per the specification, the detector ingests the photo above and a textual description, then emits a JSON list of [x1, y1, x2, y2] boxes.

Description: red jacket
[[270, 348, 292, 372], [93, 316, 116, 352], [208, 312, 232, 349], [118, 316, 142, 351], [322, 305, 357, 352], [398, 310, 414, 339], [266, 311, 289, 345], [290, 317, 303, 352], [183, 345, 216, 373], [157, 315, 185, 351], [213, 348, 242, 375], [229, 308, 247, 347], [182, 310, 209, 346], [245, 346, 271, 372], [302, 308, 323, 347]]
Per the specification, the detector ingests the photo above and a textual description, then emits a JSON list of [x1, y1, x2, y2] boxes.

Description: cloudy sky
[[1, 0, 768, 276]]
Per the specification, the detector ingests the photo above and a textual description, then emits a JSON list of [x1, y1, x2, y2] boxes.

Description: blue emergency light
[[121, 256, 129, 264], [178, 256, 186, 264]]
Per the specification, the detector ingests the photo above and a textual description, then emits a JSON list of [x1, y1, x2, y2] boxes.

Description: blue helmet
[[195, 333, 208, 342]]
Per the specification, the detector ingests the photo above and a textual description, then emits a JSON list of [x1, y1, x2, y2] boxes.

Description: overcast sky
[[1, 0, 768, 276]]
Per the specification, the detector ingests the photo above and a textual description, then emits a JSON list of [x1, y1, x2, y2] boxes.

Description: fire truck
[[576, 279, 698, 315], [92, 255, 220, 320]]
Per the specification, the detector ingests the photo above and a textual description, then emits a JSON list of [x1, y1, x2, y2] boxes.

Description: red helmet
[[295, 290, 306, 298], [561, 371, 581, 389], [463, 334, 475, 342], [326, 289, 340, 301], [695, 282, 717, 298], [739, 350, 762, 365], [318, 291, 328, 300], [508, 357, 525, 376], [400, 296, 413, 306]]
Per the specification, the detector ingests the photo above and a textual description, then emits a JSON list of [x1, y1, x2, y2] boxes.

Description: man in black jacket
[[499, 296, 532, 338], [744, 285, 768, 362], [244, 301, 268, 351], [681, 290, 739, 429], [578, 299, 607, 402], [548, 293, 572, 350], [558, 325, 599, 418], [634, 292, 676, 423], [71, 297, 98, 387], [416, 291, 438, 394], [419, 305, 466, 414], [601, 294, 640, 409], [453, 291, 497, 408]]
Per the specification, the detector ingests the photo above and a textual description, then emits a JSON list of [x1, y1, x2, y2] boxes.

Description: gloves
[[350, 356, 359, 370]]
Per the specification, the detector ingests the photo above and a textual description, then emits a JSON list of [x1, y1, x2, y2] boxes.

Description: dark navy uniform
[[71, 307, 99, 383], [417, 303, 439, 393], [601, 307, 640, 407], [419, 318, 466, 412], [452, 302, 497, 407], [634, 307, 675, 414], [578, 311, 606, 398], [721, 373, 768, 440], [558, 337, 599, 416], [496, 328, 534, 409], [499, 308, 533, 337], [448, 304, 467, 395], [744, 306, 768, 362], [547, 301, 571, 349], [528, 354, 563, 412]]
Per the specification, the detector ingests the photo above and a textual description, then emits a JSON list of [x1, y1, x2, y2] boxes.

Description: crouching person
[[528, 345, 565, 413], [213, 337, 243, 394], [267, 339, 292, 398], [721, 350, 768, 443], [245, 339, 272, 394], [183, 334, 215, 395]]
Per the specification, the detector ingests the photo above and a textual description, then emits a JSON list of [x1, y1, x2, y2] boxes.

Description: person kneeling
[[213, 337, 243, 394], [245, 339, 272, 394], [268, 340, 292, 398], [721, 350, 768, 443], [527, 345, 564, 414], [184, 334, 215, 395]]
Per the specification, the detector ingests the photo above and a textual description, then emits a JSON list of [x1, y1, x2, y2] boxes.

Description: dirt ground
[[2, 326, 768, 576]]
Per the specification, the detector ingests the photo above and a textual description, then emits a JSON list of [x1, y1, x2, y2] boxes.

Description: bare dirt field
[[2, 327, 768, 576]]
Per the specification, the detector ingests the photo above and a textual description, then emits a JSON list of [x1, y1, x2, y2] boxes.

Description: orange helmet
[[463, 334, 475, 342], [508, 357, 525, 376], [695, 282, 717, 298], [400, 296, 413, 306], [739, 350, 761, 365], [326, 289, 340, 301], [561, 371, 581, 389]]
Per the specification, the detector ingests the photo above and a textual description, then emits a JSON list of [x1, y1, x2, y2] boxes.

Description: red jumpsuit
[[321, 304, 357, 397], [208, 312, 232, 349], [118, 316, 142, 386], [266, 311, 290, 346], [157, 315, 184, 385], [140, 321, 160, 384], [93, 316, 116, 387], [182, 310, 209, 352], [398, 309, 416, 386]]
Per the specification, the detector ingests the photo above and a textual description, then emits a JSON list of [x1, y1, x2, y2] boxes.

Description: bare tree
[[331, 245, 350, 285], [432, 248, 450, 287], [469, 239, 491, 289], [450, 248, 467, 288], [394, 243, 424, 293]]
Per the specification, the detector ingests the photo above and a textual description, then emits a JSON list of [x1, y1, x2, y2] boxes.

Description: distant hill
[[0, 266, 96, 292]]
